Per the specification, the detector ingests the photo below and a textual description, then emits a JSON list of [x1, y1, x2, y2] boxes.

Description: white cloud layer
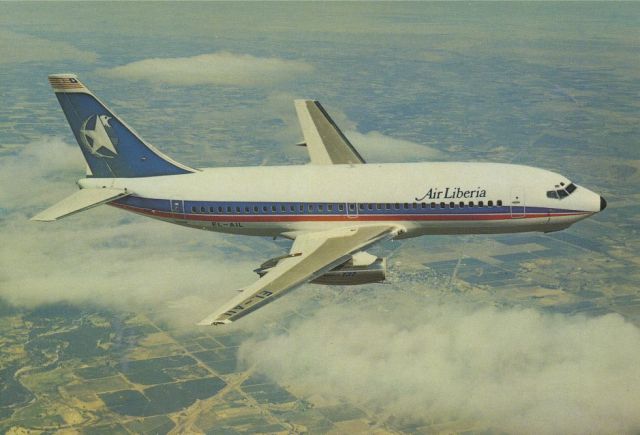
[[5, 140, 640, 433], [346, 130, 442, 163], [100, 52, 313, 86], [239, 295, 640, 434], [0, 138, 272, 329], [0, 30, 97, 64]]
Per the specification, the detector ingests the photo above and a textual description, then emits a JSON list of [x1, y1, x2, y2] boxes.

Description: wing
[[294, 100, 366, 165], [198, 225, 399, 325]]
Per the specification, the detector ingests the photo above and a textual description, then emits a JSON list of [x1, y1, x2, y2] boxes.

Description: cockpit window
[[547, 182, 577, 200]]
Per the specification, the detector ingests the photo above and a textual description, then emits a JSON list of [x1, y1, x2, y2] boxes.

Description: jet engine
[[254, 251, 386, 285]]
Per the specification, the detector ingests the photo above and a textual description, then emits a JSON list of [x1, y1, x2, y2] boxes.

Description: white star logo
[[80, 115, 119, 158]]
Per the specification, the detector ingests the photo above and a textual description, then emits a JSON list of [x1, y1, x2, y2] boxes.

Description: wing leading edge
[[198, 225, 399, 325], [294, 100, 366, 165]]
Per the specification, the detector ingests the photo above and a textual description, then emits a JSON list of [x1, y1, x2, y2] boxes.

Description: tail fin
[[49, 74, 194, 178]]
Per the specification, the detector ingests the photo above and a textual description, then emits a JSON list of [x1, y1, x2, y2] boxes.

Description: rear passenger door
[[170, 199, 185, 220], [346, 203, 358, 219]]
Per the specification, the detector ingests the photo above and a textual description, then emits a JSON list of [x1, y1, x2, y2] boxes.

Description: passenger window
[[290, 205, 295, 212], [328, 204, 333, 212], [368, 204, 373, 210], [218, 206, 223, 213], [226, 206, 232, 213], [254, 206, 259, 213], [299, 204, 304, 212], [469, 201, 474, 207], [395, 203, 400, 209], [377, 204, 382, 210], [349, 204, 355, 211], [319, 204, 324, 212], [271, 205, 276, 212], [281, 205, 286, 212], [488, 200, 493, 207], [339, 204, 344, 211], [236, 207, 241, 213], [386, 204, 391, 210], [191, 206, 197, 213], [459, 201, 464, 208], [309, 204, 314, 212], [430, 202, 436, 208], [209, 207, 214, 213], [403, 203, 409, 209], [244, 207, 249, 213], [478, 201, 484, 207], [497, 200, 502, 206], [201, 206, 206, 213], [412, 203, 418, 209], [449, 202, 455, 208]]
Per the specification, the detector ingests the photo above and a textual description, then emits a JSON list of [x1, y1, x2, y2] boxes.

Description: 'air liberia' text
[[415, 187, 487, 202]]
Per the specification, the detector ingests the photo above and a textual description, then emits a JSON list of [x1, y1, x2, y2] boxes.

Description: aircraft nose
[[600, 196, 607, 211]]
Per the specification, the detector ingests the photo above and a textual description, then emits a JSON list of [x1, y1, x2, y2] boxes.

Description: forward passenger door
[[510, 188, 525, 218]]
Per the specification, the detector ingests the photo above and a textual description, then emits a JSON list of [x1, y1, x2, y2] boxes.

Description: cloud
[[239, 294, 640, 434], [0, 30, 97, 64], [272, 98, 444, 164], [346, 130, 442, 163], [7, 141, 640, 434], [0, 137, 278, 329], [99, 52, 313, 86], [0, 137, 84, 208]]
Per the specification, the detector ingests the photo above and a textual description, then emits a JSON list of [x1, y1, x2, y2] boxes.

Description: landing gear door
[[510, 188, 525, 218], [170, 199, 185, 220]]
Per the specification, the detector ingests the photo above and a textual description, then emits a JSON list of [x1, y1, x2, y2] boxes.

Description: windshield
[[547, 182, 577, 199]]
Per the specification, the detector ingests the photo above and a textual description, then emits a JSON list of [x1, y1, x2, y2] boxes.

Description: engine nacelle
[[254, 251, 386, 286]]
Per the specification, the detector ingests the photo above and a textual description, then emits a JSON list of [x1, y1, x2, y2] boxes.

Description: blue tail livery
[[49, 74, 194, 178]]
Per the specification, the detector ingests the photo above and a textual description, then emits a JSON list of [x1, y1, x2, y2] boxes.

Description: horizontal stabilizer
[[31, 188, 128, 222]]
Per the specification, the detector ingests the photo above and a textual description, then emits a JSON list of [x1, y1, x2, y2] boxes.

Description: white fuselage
[[81, 162, 601, 239]]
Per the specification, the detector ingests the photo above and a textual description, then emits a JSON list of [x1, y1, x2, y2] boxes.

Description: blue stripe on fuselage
[[114, 196, 580, 217]]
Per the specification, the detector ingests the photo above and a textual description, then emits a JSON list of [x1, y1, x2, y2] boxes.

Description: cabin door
[[510, 188, 525, 218], [346, 202, 358, 219], [170, 199, 185, 220]]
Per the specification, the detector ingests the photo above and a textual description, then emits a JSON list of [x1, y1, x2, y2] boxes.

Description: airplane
[[33, 74, 607, 325]]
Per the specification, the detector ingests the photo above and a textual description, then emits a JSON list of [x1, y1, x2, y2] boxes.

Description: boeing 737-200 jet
[[33, 74, 607, 325]]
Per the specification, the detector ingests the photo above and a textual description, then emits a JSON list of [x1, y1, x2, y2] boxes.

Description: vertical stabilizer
[[49, 74, 194, 178]]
